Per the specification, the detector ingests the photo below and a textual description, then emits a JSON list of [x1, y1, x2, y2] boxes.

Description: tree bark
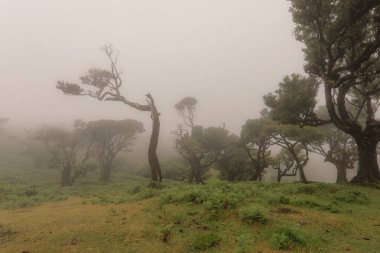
[[335, 164, 348, 183], [251, 168, 261, 181], [147, 94, 162, 182], [298, 166, 308, 183], [100, 160, 112, 182], [277, 171, 282, 182], [61, 165, 73, 187], [189, 166, 195, 183], [194, 166, 204, 184], [351, 140, 380, 184]]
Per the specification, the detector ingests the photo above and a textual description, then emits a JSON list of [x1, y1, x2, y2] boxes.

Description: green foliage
[[333, 191, 369, 204], [174, 97, 197, 128], [1, 173, 380, 252], [204, 191, 238, 210], [267, 195, 290, 205], [86, 119, 144, 139], [191, 233, 221, 251], [128, 185, 142, 194], [175, 123, 229, 183], [79, 68, 113, 89], [240, 117, 273, 179], [159, 226, 172, 243], [160, 157, 188, 181], [239, 206, 268, 224], [289, 0, 380, 78], [217, 134, 253, 181], [296, 184, 325, 194], [292, 198, 340, 213], [269, 226, 306, 250], [263, 74, 320, 125]]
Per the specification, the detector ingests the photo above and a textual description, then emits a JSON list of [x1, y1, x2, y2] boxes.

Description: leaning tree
[[56, 45, 162, 182], [289, 0, 380, 183], [84, 119, 144, 182]]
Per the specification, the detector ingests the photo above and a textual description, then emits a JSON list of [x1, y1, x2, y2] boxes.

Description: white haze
[[0, 0, 339, 181]]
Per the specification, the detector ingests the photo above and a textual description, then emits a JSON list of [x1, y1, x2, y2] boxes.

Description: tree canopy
[[85, 119, 144, 181], [289, 0, 380, 183]]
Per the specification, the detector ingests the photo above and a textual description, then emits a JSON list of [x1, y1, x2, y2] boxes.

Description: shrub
[[181, 190, 206, 204], [269, 226, 306, 250], [128, 185, 141, 194], [293, 199, 321, 208], [296, 185, 319, 194], [192, 233, 221, 251], [158, 193, 180, 205], [333, 191, 369, 204], [160, 226, 171, 243], [267, 195, 290, 205], [239, 206, 268, 224], [204, 192, 238, 210]]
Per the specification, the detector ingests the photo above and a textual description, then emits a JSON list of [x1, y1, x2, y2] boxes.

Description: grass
[[0, 164, 380, 252]]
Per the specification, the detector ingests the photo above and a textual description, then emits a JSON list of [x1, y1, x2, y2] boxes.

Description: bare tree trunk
[[194, 166, 204, 184], [189, 166, 195, 182], [250, 162, 262, 181], [147, 98, 162, 182], [336, 164, 348, 183], [100, 160, 112, 182], [277, 173, 282, 183], [351, 140, 380, 184], [61, 165, 73, 187], [298, 166, 308, 183]]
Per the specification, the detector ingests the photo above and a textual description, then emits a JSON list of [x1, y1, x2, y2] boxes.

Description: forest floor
[[0, 167, 380, 252]]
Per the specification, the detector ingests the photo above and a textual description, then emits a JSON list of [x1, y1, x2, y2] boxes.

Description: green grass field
[[1, 163, 380, 253]]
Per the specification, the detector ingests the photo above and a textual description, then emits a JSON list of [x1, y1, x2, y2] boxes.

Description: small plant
[[204, 192, 238, 210], [233, 234, 251, 253], [172, 213, 186, 225], [186, 209, 199, 216], [160, 226, 171, 243], [181, 190, 205, 204], [24, 186, 38, 197], [192, 233, 221, 251], [147, 181, 165, 189], [269, 226, 306, 250], [239, 206, 268, 224], [297, 185, 319, 194], [333, 191, 369, 204], [267, 195, 290, 205], [293, 198, 321, 208], [128, 185, 141, 194], [109, 208, 117, 216]]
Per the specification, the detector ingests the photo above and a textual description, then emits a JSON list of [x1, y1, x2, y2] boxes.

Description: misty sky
[[1, 0, 345, 182], [0, 0, 306, 133]]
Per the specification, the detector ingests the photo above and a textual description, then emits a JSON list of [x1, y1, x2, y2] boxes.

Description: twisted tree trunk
[[351, 139, 380, 184], [147, 94, 162, 182]]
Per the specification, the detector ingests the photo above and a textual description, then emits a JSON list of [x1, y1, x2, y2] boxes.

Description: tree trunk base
[[350, 174, 380, 185]]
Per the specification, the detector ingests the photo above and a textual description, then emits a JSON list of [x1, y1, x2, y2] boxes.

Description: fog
[[1, 0, 338, 181], [0, 0, 305, 129]]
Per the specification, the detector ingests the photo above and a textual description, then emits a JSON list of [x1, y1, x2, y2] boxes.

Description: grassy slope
[[0, 153, 379, 253], [1, 174, 380, 253]]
